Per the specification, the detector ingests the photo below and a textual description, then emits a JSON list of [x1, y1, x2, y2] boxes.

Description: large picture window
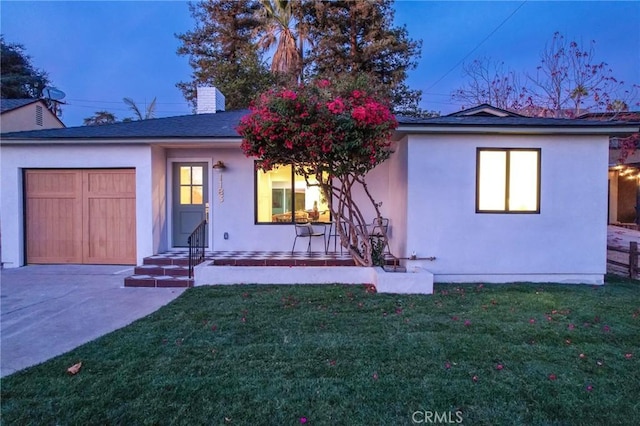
[[256, 164, 330, 223], [476, 148, 541, 213]]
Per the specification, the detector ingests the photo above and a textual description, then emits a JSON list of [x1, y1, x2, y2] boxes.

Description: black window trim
[[475, 147, 541, 214], [254, 161, 331, 225]]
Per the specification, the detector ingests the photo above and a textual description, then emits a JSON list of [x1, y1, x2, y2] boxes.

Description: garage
[[25, 169, 136, 265]]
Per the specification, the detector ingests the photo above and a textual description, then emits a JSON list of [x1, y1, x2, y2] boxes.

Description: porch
[[124, 250, 433, 294]]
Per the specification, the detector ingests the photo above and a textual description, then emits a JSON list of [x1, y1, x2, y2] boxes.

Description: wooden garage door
[[25, 169, 136, 264]]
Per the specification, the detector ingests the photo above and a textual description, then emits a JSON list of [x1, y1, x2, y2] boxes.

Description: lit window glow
[[477, 149, 540, 213], [478, 151, 507, 211], [256, 164, 330, 223], [508, 151, 538, 211], [179, 166, 204, 205]]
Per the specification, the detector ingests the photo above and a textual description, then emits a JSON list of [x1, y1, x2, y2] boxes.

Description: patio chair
[[292, 223, 327, 254], [368, 217, 390, 254], [369, 217, 389, 238]]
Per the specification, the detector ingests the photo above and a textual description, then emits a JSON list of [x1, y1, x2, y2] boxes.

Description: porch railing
[[188, 219, 207, 279]]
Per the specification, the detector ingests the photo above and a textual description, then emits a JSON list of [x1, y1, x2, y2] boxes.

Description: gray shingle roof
[[445, 103, 526, 118], [2, 107, 637, 141], [1, 110, 249, 139], [1, 98, 40, 114], [396, 114, 640, 129]]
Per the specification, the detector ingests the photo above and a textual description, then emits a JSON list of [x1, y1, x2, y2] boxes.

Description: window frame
[[475, 147, 541, 214], [254, 162, 331, 225]]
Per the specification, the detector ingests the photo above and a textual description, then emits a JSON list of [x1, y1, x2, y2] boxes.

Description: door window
[[179, 166, 204, 205]]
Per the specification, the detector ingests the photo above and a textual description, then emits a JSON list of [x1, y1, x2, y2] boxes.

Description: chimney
[[196, 86, 225, 113]]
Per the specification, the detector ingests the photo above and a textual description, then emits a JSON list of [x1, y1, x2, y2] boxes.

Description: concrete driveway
[[1, 265, 186, 377]]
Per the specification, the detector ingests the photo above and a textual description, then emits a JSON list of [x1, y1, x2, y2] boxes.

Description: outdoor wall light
[[212, 160, 226, 203], [212, 160, 227, 170]]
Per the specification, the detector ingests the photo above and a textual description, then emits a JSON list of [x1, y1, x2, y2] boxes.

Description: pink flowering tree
[[237, 77, 397, 266]]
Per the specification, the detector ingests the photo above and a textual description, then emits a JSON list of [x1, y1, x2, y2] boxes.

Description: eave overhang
[[0, 137, 243, 148], [395, 124, 640, 137]]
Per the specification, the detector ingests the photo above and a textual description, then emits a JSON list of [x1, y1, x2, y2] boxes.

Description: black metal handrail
[[188, 219, 207, 278]]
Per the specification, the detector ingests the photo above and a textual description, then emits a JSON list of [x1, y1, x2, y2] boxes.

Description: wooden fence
[[607, 241, 639, 279]]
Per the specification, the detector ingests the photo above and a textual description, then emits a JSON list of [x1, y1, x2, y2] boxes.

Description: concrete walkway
[[608, 225, 640, 249], [1, 265, 186, 377]]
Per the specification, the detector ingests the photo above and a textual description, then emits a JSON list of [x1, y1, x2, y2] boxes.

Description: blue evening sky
[[1, 1, 638, 127]]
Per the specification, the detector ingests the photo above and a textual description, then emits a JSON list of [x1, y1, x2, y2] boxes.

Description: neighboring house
[[1, 92, 638, 285], [0, 98, 65, 132], [579, 111, 640, 227]]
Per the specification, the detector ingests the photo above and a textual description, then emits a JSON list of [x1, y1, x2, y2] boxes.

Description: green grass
[[2, 276, 639, 425]]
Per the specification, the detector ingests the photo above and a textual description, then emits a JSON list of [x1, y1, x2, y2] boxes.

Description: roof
[[578, 111, 640, 121], [2, 105, 638, 142], [0, 98, 41, 114], [1, 110, 249, 140], [395, 114, 640, 135], [446, 103, 525, 118]]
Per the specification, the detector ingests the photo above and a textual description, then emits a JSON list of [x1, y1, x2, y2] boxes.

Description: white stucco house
[[2, 89, 638, 290]]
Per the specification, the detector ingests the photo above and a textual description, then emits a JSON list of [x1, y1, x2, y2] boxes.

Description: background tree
[[177, 0, 424, 115], [83, 111, 117, 126], [528, 32, 626, 118], [452, 32, 638, 118], [256, 0, 302, 82], [452, 57, 530, 111], [123, 97, 157, 120], [176, 0, 279, 110], [302, 0, 423, 116], [0, 36, 50, 99]]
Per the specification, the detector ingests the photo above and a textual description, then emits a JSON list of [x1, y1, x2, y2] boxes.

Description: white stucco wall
[[386, 138, 408, 256], [165, 148, 393, 252], [0, 143, 155, 267], [404, 133, 610, 283], [1, 103, 64, 132], [151, 146, 168, 253], [2, 130, 609, 283]]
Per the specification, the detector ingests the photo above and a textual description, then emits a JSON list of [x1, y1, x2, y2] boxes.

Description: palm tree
[[123, 97, 157, 120], [256, 0, 302, 82]]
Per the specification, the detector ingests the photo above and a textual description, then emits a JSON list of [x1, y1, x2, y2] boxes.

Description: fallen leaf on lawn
[[67, 362, 82, 375]]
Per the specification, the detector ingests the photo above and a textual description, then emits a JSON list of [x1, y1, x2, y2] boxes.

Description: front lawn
[[2, 276, 639, 425]]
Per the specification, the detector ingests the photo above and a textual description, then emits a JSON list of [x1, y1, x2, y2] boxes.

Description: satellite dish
[[43, 86, 66, 101]]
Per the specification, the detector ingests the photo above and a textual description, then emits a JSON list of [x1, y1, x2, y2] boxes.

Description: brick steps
[[125, 253, 194, 288], [124, 274, 194, 288]]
